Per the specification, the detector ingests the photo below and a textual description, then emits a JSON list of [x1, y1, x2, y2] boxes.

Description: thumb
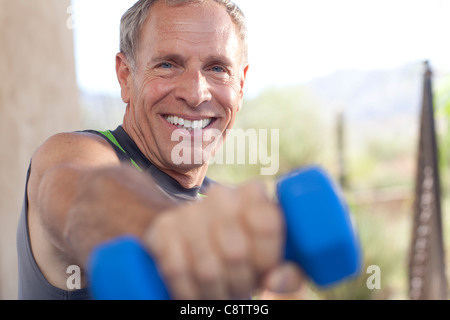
[[263, 262, 306, 294]]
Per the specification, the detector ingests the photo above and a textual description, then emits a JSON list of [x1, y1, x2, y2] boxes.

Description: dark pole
[[337, 108, 347, 189], [408, 61, 448, 300]]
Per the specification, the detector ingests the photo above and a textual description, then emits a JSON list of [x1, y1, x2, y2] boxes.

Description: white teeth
[[165, 116, 213, 130], [203, 118, 212, 128]]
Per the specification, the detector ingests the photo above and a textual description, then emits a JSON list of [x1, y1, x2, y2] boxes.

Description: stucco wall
[[0, 0, 80, 299]]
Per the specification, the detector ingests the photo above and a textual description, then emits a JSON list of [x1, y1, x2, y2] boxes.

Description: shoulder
[[36, 130, 112, 154], [33, 131, 118, 167], [28, 131, 121, 191]]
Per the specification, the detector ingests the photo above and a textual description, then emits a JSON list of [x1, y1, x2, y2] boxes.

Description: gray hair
[[120, 0, 248, 72]]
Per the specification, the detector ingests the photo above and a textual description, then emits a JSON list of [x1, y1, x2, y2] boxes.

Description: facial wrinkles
[[138, 3, 243, 84], [130, 3, 244, 154], [219, 75, 241, 94], [127, 70, 166, 161], [164, 21, 219, 42], [138, 46, 242, 109], [156, 8, 238, 53]]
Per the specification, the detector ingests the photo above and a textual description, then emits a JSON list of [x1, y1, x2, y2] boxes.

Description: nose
[[174, 69, 212, 108]]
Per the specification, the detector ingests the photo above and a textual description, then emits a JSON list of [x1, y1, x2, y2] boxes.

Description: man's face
[[121, 1, 248, 175]]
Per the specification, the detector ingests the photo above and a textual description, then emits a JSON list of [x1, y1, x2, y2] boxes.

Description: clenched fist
[[144, 181, 305, 300]]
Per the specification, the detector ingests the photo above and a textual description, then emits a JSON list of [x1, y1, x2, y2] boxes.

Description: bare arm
[[64, 164, 178, 266], [27, 132, 177, 282]]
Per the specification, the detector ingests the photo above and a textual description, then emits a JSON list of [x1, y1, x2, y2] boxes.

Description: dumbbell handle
[[88, 166, 362, 300]]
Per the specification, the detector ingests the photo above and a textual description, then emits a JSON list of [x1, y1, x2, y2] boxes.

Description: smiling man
[[17, 0, 303, 300], [117, 0, 248, 186]]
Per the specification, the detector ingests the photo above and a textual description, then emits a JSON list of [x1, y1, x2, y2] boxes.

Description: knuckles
[[142, 179, 285, 299]]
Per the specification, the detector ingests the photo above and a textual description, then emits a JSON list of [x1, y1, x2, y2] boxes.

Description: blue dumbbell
[[87, 166, 362, 300]]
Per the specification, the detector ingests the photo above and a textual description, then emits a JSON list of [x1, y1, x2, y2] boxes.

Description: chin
[[170, 163, 209, 177]]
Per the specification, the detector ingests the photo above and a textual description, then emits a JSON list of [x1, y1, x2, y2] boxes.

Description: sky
[[71, 0, 450, 99]]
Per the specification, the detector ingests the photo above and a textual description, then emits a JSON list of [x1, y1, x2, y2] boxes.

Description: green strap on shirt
[[99, 130, 142, 172], [99, 130, 207, 198]]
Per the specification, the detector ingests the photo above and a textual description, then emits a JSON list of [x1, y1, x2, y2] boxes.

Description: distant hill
[[306, 62, 424, 121], [303, 62, 430, 149]]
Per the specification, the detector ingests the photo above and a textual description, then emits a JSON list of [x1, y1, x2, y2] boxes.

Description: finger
[[144, 212, 199, 300], [162, 237, 200, 300], [180, 204, 227, 300], [240, 181, 284, 275], [214, 216, 255, 299], [263, 262, 306, 295], [207, 185, 257, 298]]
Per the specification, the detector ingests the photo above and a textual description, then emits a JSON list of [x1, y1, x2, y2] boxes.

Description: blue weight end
[[277, 166, 362, 288], [88, 236, 170, 300]]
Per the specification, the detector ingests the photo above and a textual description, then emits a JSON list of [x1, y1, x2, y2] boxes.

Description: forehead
[[139, 1, 241, 59]]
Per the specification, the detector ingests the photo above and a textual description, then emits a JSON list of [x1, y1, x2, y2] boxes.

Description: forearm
[[39, 164, 178, 268]]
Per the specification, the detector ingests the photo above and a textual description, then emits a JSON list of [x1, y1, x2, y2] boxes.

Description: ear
[[116, 52, 132, 104], [237, 64, 249, 112]]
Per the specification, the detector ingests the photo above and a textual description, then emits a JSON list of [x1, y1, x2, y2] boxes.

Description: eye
[[158, 62, 173, 69], [211, 66, 225, 73]]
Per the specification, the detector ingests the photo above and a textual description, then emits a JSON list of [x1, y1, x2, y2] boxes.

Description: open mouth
[[164, 115, 215, 131]]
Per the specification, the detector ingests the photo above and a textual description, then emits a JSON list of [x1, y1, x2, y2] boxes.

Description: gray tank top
[[16, 126, 213, 299]]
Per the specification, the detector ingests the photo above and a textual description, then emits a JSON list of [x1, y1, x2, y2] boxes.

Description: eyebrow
[[206, 55, 234, 68], [148, 53, 184, 66]]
